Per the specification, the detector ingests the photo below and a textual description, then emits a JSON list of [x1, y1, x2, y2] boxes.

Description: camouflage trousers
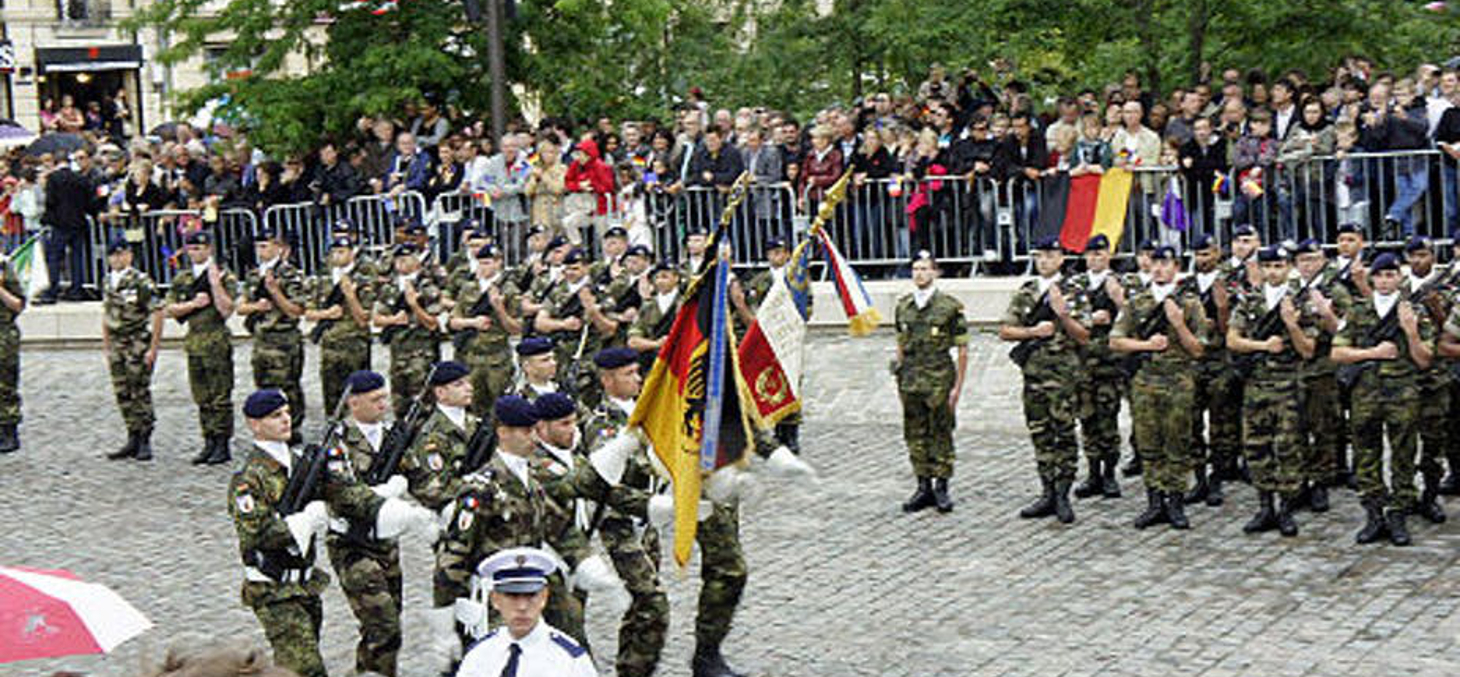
[[319, 335, 370, 412], [1077, 371, 1122, 463], [254, 332, 306, 429], [460, 341, 515, 419], [1449, 379, 1460, 474], [1131, 369, 1194, 493], [1192, 359, 1242, 471], [250, 594, 325, 677], [695, 502, 746, 652], [1351, 374, 1420, 512], [1415, 375, 1451, 488], [599, 516, 669, 677], [0, 325, 19, 426], [326, 537, 402, 677], [108, 331, 154, 432], [899, 387, 955, 479], [1243, 369, 1305, 496], [388, 342, 440, 420], [185, 329, 233, 437], [1300, 371, 1345, 483], [1021, 369, 1078, 483]]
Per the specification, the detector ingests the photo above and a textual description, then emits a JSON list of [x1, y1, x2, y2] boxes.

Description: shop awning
[[35, 45, 143, 74]]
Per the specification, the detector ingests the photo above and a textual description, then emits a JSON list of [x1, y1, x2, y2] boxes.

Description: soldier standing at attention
[[164, 230, 237, 466], [448, 243, 523, 417], [372, 240, 444, 419], [1069, 234, 1125, 500], [1110, 245, 1207, 530], [1400, 235, 1452, 526], [305, 234, 375, 410], [896, 251, 970, 514], [1293, 238, 1350, 514], [0, 246, 20, 454], [999, 238, 1089, 524], [237, 224, 310, 439], [1119, 239, 1157, 478], [1332, 253, 1433, 546], [102, 236, 163, 461], [1183, 234, 1239, 506]]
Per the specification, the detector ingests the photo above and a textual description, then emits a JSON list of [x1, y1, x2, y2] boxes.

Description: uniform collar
[[913, 286, 935, 309], [1150, 281, 1176, 303], [479, 273, 501, 291], [191, 258, 212, 278], [256, 439, 291, 472], [1263, 282, 1288, 310], [351, 418, 385, 451], [331, 262, 355, 284], [496, 450, 532, 489], [1374, 291, 1400, 318], [607, 396, 635, 417], [438, 404, 467, 431], [538, 434, 578, 468], [1035, 273, 1061, 295]]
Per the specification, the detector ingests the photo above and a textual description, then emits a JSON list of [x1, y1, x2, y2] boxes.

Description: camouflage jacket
[[451, 274, 522, 353], [167, 261, 239, 335], [306, 263, 377, 345], [373, 272, 445, 351], [629, 292, 680, 342], [583, 399, 655, 519], [896, 288, 970, 394], [1300, 264, 1354, 376], [1403, 273, 1454, 387], [1111, 284, 1208, 377], [1070, 270, 1123, 372], [403, 407, 479, 511], [1001, 275, 1089, 369], [1178, 268, 1227, 357], [746, 266, 813, 316], [1332, 293, 1435, 383], [103, 266, 160, 337], [1229, 281, 1320, 377], [0, 260, 19, 327], [540, 278, 610, 359], [241, 260, 308, 337], [325, 420, 395, 556]]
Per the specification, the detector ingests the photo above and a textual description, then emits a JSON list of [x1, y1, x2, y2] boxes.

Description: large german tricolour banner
[[1046, 168, 1134, 252]]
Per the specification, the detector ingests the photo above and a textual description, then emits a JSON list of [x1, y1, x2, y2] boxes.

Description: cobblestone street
[[3, 331, 1460, 676]]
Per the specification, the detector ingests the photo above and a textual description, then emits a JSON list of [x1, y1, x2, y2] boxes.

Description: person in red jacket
[[565, 138, 615, 216]]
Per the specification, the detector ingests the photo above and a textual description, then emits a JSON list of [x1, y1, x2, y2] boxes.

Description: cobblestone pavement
[[4, 330, 1460, 676]]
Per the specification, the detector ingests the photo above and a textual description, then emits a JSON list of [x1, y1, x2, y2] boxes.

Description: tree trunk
[[1187, 0, 1209, 86], [1133, 0, 1160, 96]]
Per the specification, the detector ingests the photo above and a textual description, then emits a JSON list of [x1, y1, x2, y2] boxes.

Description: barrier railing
[[264, 191, 427, 276]]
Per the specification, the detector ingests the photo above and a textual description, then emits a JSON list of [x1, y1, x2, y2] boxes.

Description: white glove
[[704, 466, 761, 506], [647, 494, 674, 528], [589, 429, 641, 485], [374, 499, 439, 541], [697, 499, 715, 522], [424, 606, 462, 672], [571, 554, 621, 594], [371, 474, 408, 499], [765, 446, 819, 481], [283, 500, 329, 553], [453, 597, 488, 640]]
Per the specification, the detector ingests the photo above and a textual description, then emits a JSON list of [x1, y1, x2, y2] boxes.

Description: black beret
[[1150, 245, 1178, 261], [532, 393, 577, 421], [651, 259, 679, 275], [1256, 244, 1289, 262], [475, 243, 502, 259], [1138, 239, 1158, 252], [527, 224, 547, 237], [604, 226, 628, 239], [685, 224, 709, 237], [563, 248, 588, 265], [912, 249, 935, 265], [184, 230, 212, 246], [329, 235, 354, 249], [1336, 222, 1361, 235], [495, 395, 538, 428], [546, 235, 570, 250], [332, 217, 355, 234], [1033, 236, 1062, 252], [766, 236, 789, 251], [625, 244, 653, 259], [345, 370, 386, 394], [1191, 233, 1217, 251], [392, 241, 420, 257], [106, 236, 130, 255], [429, 361, 471, 386], [1370, 252, 1401, 273], [516, 336, 554, 357], [593, 347, 638, 370], [1084, 234, 1109, 253], [243, 389, 288, 419], [1406, 235, 1433, 253], [1233, 225, 1257, 238], [1294, 238, 1322, 255], [256, 223, 284, 243]]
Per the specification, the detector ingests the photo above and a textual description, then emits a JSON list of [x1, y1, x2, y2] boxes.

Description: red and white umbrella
[[0, 566, 152, 664]]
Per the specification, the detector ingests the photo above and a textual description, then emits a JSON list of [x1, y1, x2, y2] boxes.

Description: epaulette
[[550, 631, 587, 658], [463, 629, 498, 655]]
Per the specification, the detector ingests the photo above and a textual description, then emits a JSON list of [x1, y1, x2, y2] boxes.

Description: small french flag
[[815, 228, 882, 336]]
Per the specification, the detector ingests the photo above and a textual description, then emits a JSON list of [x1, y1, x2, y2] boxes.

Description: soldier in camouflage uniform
[[403, 361, 479, 516], [442, 220, 491, 302], [1118, 239, 1157, 477], [305, 234, 375, 410], [372, 241, 444, 420], [1330, 223, 1372, 488], [1400, 236, 1452, 525], [1228, 245, 1319, 537], [1180, 235, 1237, 506], [519, 235, 572, 322], [680, 225, 710, 280], [1293, 238, 1352, 514], [590, 225, 631, 287], [513, 336, 562, 400], [535, 248, 620, 406], [1440, 232, 1460, 496], [626, 261, 682, 375], [1332, 253, 1434, 546], [102, 237, 163, 461], [895, 252, 970, 514], [227, 389, 432, 677], [1000, 238, 1089, 523], [448, 243, 523, 418], [0, 251, 20, 454], [163, 230, 238, 465], [1070, 234, 1125, 500], [237, 224, 309, 438], [1110, 245, 1208, 530]]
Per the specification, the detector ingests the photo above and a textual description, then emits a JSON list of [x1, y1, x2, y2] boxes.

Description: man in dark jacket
[[311, 141, 361, 207], [40, 149, 98, 303], [1180, 117, 1230, 233], [1000, 111, 1048, 254], [1360, 80, 1431, 237], [944, 114, 1001, 259]]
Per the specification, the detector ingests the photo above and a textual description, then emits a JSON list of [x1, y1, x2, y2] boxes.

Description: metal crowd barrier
[[264, 191, 428, 276]]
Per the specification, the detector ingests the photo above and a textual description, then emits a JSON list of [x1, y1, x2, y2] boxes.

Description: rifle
[[172, 269, 215, 325], [377, 246, 436, 345], [461, 413, 498, 475], [308, 281, 346, 345], [1232, 274, 1324, 379], [452, 284, 501, 353], [241, 275, 274, 335], [1008, 289, 1055, 369], [1333, 269, 1454, 389], [561, 320, 592, 400], [279, 384, 354, 515], [1118, 297, 1173, 378], [364, 362, 440, 485]]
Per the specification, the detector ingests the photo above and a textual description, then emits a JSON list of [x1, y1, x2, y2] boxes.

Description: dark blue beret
[[1191, 233, 1217, 251], [651, 259, 679, 275], [106, 236, 130, 255], [495, 395, 538, 427], [626, 244, 653, 259], [686, 224, 710, 237], [604, 226, 628, 239], [1084, 234, 1109, 253], [1151, 245, 1178, 261], [256, 223, 284, 242], [475, 243, 502, 259], [1336, 222, 1361, 235], [345, 370, 386, 394], [594, 347, 638, 370], [912, 249, 935, 265], [1256, 244, 1289, 262], [527, 224, 547, 237], [532, 392, 577, 421], [1138, 239, 1158, 252], [767, 236, 788, 251], [1233, 225, 1257, 238], [546, 235, 570, 250], [332, 217, 355, 233], [429, 361, 471, 386], [244, 389, 288, 419], [392, 241, 420, 257], [516, 336, 554, 357], [1295, 238, 1322, 255], [1406, 235, 1433, 253], [563, 248, 588, 265], [1370, 252, 1400, 273], [330, 235, 354, 249], [184, 230, 212, 246], [1033, 236, 1062, 252]]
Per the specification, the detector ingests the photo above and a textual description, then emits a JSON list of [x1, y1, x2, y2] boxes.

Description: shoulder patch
[[233, 483, 255, 515], [550, 631, 587, 658]]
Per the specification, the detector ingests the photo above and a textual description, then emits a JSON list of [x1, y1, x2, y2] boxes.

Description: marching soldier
[[1293, 238, 1350, 513], [1443, 231, 1460, 497], [514, 336, 562, 400], [520, 235, 572, 320], [443, 220, 491, 300], [602, 243, 653, 320], [591, 225, 631, 286], [227, 389, 433, 677], [999, 238, 1088, 523], [102, 236, 163, 461], [236, 224, 309, 438], [1227, 245, 1317, 537], [163, 230, 237, 465], [626, 261, 682, 375], [680, 225, 710, 279], [1401, 236, 1452, 525], [1110, 245, 1207, 530], [1331, 223, 1371, 489], [1332, 253, 1434, 546], [1070, 234, 1124, 499], [535, 248, 620, 405], [449, 243, 523, 417], [403, 361, 479, 515], [305, 234, 375, 410], [1183, 234, 1240, 506], [372, 240, 444, 420]]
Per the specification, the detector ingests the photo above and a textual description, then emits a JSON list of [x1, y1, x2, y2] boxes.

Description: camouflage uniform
[[1111, 285, 1208, 493], [451, 276, 521, 418], [308, 264, 375, 409], [1230, 283, 1319, 498], [227, 442, 384, 677], [1069, 271, 1123, 476], [325, 420, 403, 676], [530, 438, 600, 654], [1300, 264, 1354, 487], [168, 264, 238, 439], [1001, 277, 1088, 485], [403, 407, 478, 513], [374, 274, 444, 419], [103, 266, 160, 434], [694, 501, 746, 660], [628, 293, 680, 375], [895, 288, 970, 479], [243, 262, 309, 428], [0, 260, 18, 431], [1405, 276, 1452, 498], [540, 279, 608, 406], [1187, 269, 1244, 485]]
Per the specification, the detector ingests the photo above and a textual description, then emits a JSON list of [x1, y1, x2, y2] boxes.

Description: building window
[[58, 0, 111, 26]]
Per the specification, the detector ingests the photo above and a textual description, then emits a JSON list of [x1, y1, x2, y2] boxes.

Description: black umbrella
[[25, 133, 85, 157]]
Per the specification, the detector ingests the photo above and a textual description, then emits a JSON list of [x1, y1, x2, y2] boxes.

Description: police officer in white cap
[[456, 546, 598, 677]]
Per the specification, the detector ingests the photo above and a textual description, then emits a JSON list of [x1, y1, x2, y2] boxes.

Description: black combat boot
[[1355, 499, 1388, 544], [1073, 458, 1104, 499], [1309, 483, 1330, 513], [1386, 510, 1411, 546], [0, 424, 18, 453], [1163, 491, 1190, 530], [931, 478, 954, 513], [691, 646, 747, 677], [1133, 488, 1167, 529], [190, 437, 215, 465], [1439, 470, 1460, 496], [902, 477, 935, 513], [204, 435, 232, 465], [1205, 474, 1225, 506], [1243, 491, 1278, 533], [1275, 495, 1299, 537], [107, 431, 139, 460], [1416, 485, 1447, 524], [1183, 467, 1210, 505], [1122, 454, 1143, 477], [1101, 456, 1122, 498], [132, 428, 154, 462], [1052, 480, 1075, 524], [1019, 480, 1056, 519]]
